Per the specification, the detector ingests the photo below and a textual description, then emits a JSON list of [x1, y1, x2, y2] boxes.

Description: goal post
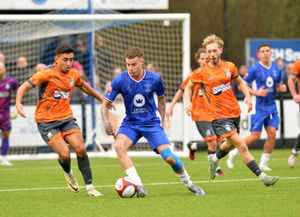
[[0, 13, 194, 160]]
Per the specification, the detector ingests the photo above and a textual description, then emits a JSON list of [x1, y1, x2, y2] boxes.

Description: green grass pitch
[[0, 149, 299, 217]]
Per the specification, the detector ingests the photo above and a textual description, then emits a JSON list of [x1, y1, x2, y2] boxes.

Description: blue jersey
[[244, 62, 282, 113], [105, 69, 165, 125]]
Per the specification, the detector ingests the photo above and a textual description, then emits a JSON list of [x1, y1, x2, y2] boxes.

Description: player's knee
[[75, 145, 86, 157], [160, 148, 183, 171], [238, 144, 249, 155], [59, 152, 71, 161], [165, 157, 176, 166], [114, 142, 126, 154]]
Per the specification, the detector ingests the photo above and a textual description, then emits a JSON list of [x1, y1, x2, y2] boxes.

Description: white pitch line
[[0, 177, 299, 193]]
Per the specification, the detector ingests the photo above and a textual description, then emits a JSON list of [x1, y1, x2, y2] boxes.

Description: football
[[115, 177, 138, 198]]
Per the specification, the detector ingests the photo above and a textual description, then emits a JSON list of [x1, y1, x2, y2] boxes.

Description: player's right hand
[[166, 106, 173, 119], [16, 103, 27, 118], [184, 102, 192, 116], [256, 86, 268, 97]]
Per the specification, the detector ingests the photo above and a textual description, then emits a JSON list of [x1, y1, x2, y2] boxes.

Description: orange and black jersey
[[292, 60, 300, 94], [28, 63, 84, 123], [181, 72, 211, 122], [191, 61, 241, 121]]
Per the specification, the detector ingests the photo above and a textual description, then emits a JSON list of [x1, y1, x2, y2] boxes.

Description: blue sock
[[1, 138, 9, 156]]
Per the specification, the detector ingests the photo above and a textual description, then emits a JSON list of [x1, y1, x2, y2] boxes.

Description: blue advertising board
[[245, 39, 300, 66]]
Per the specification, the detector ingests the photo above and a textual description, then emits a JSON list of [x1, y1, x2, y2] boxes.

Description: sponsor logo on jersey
[[133, 94, 145, 107], [0, 92, 9, 98], [143, 83, 152, 92], [54, 90, 70, 99], [212, 82, 231, 96], [198, 89, 203, 97]]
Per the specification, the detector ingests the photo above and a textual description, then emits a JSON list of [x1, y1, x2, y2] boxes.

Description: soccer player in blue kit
[[227, 43, 286, 171], [101, 47, 205, 197]]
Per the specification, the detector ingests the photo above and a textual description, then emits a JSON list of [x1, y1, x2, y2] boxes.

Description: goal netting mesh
[[0, 4, 192, 159]]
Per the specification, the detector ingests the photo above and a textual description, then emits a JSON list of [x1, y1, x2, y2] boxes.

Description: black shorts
[[212, 117, 240, 142], [37, 117, 81, 146], [195, 121, 217, 141]]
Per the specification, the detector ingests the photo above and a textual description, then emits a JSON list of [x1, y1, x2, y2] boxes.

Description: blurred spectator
[[282, 62, 294, 95], [0, 52, 5, 63], [70, 61, 89, 104], [275, 57, 285, 71], [146, 63, 160, 74], [74, 38, 90, 76], [40, 37, 63, 65], [104, 66, 123, 103], [232, 64, 248, 99], [94, 34, 113, 90], [35, 63, 46, 73]]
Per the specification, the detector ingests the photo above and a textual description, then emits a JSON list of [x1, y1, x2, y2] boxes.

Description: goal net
[[0, 11, 193, 160]]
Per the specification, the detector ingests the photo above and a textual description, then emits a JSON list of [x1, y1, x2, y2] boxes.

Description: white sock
[[260, 153, 271, 165], [231, 148, 240, 157], [66, 169, 74, 176], [291, 148, 298, 155], [125, 166, 142, 186], [190, 143, 197, 150], [212, 154, 219, 163], [86, 184, 93, 190], [258, 172, 267, 181], [177, 170, 192, 188]]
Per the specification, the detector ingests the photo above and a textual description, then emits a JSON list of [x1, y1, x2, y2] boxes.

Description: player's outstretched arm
[[79, 82, 116, 110], [184, 80, 194, 116], [288, 74, 300, 104], [101, 100, 115, 136], [276, 82, 287, 93], [166, 89, 183, 119], [15, 81, 33, 118]]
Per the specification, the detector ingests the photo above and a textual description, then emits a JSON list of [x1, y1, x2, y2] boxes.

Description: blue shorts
[[250, 111, 279, 132], [117, 122, 170, 153]]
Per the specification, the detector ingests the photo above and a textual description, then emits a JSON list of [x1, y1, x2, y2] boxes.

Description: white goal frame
[[0, 13, 191, 160]]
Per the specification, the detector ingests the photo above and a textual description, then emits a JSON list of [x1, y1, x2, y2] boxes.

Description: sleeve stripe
[[27, 80, 36, 87], [105, 97, 113, 103]]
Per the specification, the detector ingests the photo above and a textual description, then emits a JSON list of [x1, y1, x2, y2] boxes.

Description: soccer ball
[[115, 177, 138, 198]]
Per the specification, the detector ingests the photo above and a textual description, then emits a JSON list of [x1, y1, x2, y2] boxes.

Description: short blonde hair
[[202, 34, 224, 49]]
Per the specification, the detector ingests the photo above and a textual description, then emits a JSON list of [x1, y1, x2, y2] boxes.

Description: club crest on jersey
[[266, 76, 274, 88], [225, 124, 231, 131], [133, 94, 145, 107], [70, 78, 74, 87], [5, 83, 10, 90], [225, 69, 231, 78], [206, 129, 211, 136]]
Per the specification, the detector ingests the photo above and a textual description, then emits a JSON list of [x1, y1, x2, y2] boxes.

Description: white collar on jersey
[[259, 61, 272, 70]]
